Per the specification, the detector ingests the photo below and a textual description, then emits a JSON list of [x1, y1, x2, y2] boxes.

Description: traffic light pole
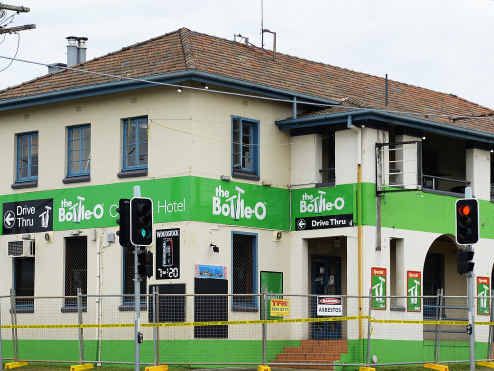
[[467, 245, 475, 371], [133, 185, 141, 371], [134, 244, 141, 371]]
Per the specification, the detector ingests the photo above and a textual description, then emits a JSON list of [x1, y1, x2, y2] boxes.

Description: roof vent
[[233, 34, 249, 45]]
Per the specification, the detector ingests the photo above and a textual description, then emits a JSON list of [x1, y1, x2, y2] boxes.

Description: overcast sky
[[0, 0, 493, 108]]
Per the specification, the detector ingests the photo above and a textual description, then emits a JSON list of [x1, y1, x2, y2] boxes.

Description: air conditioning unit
[[8, 240, 35, 257]]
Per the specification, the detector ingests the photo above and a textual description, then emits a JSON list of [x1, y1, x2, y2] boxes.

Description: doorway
[[308, 237, 346, 340]]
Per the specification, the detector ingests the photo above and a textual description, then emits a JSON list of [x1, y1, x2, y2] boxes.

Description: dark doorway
[[310, 255, 342, 339], [13, 257, 35, 312], [64, 236, 87, 308], [194, 278, 228, 338], [423, 253, 444, 319]]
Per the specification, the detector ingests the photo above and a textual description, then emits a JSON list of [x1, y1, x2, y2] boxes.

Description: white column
[[466, 148, 491, 200]]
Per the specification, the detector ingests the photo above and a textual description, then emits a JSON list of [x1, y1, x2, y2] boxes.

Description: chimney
[[66, 36, 88, 66]]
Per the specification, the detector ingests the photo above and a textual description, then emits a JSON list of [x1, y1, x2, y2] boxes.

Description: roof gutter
[[276, 109, 494, 145], [0, 70, 340, 112]]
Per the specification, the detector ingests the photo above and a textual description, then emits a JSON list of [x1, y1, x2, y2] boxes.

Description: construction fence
[[1, 292, 494, 369]]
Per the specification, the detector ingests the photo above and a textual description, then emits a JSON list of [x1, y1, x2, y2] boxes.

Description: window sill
[[11, 180, 38, 189], [118, 303, 148, 312], [117, 169, 148, 178], [390, 305, 406, 312], [63, 175, 90, 184], [61, 306, 87, 313], [232, 171, 259, 181]]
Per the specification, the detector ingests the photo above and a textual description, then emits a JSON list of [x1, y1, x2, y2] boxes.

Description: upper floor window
[[67, 124, 90, 178], [122, 116, 148, 172], [232, 117, 259, 179], [16, 132, 38, 183]]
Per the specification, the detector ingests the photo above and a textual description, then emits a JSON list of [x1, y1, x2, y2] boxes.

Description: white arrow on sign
[[3, 210, 16, 229]]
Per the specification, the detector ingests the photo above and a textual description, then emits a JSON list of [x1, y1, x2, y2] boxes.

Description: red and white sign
[[317, 296, 343, 316]]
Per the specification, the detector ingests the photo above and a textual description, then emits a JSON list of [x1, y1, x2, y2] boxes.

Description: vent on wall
[[8, 240, 35, 257]]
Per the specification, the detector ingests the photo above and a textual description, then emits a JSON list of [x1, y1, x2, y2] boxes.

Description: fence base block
[[4, 362, 29, 369], [70, 364, 94, 371], [257, 365, 271, 371], [424, 363, 449, 371], [359, 367, 376, 371], [145, 366, 169, 371], [477, 361, 494, 368]]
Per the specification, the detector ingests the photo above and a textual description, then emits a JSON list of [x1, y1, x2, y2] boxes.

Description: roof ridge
[[184, 28, 493, 113], [179, 27, 196, 69]]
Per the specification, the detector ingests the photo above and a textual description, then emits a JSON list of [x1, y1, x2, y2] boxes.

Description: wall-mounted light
[[422, 136, 426, 140], [220, 175, 230, 182], [210, 243, 219, 253], [70, 230, 82, 236], [177, 88, 183, 94]]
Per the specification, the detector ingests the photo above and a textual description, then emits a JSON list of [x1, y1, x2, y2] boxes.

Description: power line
[[0, 32, 18, 72], [0, 53, 492, 122], [0, 2, 35, 34]]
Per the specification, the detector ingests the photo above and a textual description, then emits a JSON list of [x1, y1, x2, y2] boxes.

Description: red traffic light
[[459, 204, 471, 216]]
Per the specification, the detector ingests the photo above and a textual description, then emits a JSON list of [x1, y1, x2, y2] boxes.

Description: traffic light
[[116, 199, 131, 248], [457, 249, 474, 274], [455, 199, 479, 245], [130, 197, 153, 246], [138, 250, 154, 278]]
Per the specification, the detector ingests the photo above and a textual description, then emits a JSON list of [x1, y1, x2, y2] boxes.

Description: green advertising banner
[[477, 276, 490, 316], [406, 271, 422, 312], [371, 267, 387, 310], [0, 176, 291, 234], [291, 185, 355, 219]]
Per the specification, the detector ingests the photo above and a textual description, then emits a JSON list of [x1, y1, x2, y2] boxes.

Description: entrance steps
[[273, 340, 347, 370]]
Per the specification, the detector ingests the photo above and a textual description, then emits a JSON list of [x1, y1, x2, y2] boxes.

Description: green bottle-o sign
[[371, 267, 387, 310], [407, 271, 422, 312], [477, 276, 490, 316]]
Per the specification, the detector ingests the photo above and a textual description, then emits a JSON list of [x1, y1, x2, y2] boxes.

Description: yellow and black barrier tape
[[0, 315, 365, 330], [3, 316, 494, 330]]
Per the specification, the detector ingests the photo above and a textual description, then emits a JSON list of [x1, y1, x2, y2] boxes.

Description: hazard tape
[[0, 315, 366, 330], [3, 316, 494, 330]]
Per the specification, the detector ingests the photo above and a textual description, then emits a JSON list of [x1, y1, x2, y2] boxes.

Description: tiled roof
[[1, 27, 493, 134]]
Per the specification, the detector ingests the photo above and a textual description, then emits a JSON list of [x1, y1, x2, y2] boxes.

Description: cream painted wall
[[290, 134, 322, 186], [0, 86, 291, 194]]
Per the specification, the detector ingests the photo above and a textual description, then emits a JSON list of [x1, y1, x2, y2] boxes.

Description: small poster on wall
[[155, 229, 180, 279], [406, 271, 422, 312], [371, 267, 387, 310], [477, 276, 490, 316]]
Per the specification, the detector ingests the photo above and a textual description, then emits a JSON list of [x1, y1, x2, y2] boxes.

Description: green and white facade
[[1, 44, 494, 365]]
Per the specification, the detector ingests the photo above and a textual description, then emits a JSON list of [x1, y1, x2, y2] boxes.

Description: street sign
[[2, 199, 53, 234]]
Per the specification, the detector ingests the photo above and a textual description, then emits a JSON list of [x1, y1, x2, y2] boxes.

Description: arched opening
[[423, 235, 467, 341]]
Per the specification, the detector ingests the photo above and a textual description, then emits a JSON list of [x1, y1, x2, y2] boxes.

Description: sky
[[0, 0, 493, 108]]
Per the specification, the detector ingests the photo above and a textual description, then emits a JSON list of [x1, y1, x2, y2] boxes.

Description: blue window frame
[[232, 232, 258, 311], [67, 124, 90, 177], [16, 132, 38, 183], [122, 116, 148, 171], [232, 116, 259, 179]]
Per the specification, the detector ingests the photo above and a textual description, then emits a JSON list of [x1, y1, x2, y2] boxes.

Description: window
[[122, 116, 148, 172], [67, 124, 90, 177], [64, 237, 87, 310], [232, 117, 259, 179], [389, 238, 405, 310], [320, 130, 335, 185], [232, 232, 257, 311], [13, 257, 35, 313], [122, 246, 147, 309], [16, 132, 38, 183]]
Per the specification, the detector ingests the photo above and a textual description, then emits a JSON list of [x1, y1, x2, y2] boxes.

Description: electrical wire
[[0, 33, 20, 73], [0, 53, 492, 121]]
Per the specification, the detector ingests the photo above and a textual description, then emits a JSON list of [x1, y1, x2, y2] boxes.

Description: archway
[[423, 235, 467, 341]]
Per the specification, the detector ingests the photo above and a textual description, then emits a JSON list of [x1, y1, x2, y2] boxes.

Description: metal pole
[[366, 290, 372, 366], [77, 288, 84, 364], [262, 291, 267, 365], [0, 299, 4, 370], [467, 263, 476, 371], [488, 289, 494, 359], [9, 289, 18, 362], [153, 286, 159, 366], [134, 245, 141, 371], [434, 288, 443, 362]]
